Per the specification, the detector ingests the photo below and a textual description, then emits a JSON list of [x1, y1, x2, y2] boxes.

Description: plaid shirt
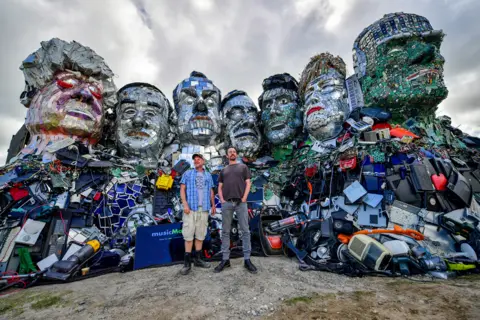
[[180, 168, 214, 211]]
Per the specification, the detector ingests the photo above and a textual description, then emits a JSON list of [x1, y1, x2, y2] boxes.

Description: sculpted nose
[[410, 42, 435, 65], [133, 113, 146, 128], [244, 116, 256, 128], [195, 100, 207, 113], [73, 88, 93, 103], [271, 101, 282, 115]]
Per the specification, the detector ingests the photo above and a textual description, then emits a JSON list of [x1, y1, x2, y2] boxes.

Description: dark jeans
[[221, 201, 251, 260]]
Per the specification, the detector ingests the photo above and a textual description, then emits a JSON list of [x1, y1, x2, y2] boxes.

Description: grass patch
[[0, 290, 71, 316], [31, 296, 62, 310], [285, 296, 314, 305], [0, 303, 14, 314], [351, 290, 375, 301]]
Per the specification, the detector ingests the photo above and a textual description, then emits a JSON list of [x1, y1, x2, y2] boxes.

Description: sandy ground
[[0, 256, 479, 320]]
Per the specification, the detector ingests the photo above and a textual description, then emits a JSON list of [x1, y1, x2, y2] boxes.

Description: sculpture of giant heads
[[20, 38, 116, 144], [353, 12, 448, 120], [172, 71, 221, 146], [221, 90, 261, 157], [258, 73, 302, 145], [115, 83, 176, 159], [299, 53, 349, 141]]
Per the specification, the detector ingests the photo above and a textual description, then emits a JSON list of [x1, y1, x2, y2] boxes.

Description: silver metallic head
[[299, 53, 349, 141], [172, 71, 221, 146], [115, 83, 175, 159], [258, 73, 302, 145], [221, 91, 261, 157]]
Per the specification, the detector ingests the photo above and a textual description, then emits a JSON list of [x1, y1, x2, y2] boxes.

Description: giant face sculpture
[[173, 71, 221, 146], [116, 83, 174, 159], [26, 71, 104, 140], [299, 53, 349, 141], [353, 12, 448, 121], [221, 90, 261, 157], [258, 73, 302, 145], [20, 38, 116, 144]]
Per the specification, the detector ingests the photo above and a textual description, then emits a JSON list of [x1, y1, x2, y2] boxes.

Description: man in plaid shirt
[[179, 153, 216, 275]]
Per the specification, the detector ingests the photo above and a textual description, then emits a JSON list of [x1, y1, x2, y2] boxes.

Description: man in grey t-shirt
[[215, 147, 257, 273]]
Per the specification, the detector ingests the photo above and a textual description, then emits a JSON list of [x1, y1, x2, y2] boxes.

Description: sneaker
[[214, 260, 231, 273], [244, 259, 257, 274]]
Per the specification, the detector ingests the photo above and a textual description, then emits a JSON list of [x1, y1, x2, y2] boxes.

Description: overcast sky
[[1, 0, 479, 164]]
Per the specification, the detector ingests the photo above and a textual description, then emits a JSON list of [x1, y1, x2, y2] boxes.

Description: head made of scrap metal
[[258, 73, 302, 145], [172, 71, 221, 146], [299, 52, 349, 142], [220, 90, 262, 158], [20, 38, 116, 146], [353, 12, 448, 122], [115, 83, 176, 160]]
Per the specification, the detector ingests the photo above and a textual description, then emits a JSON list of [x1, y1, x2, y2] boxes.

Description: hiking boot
[[180, 252, 192, 275], [244, 259, 257, 274], [214, 260, 231, 273], [193, 251, 211, 268]]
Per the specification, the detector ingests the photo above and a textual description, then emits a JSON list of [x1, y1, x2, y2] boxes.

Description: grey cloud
[[1, 0, 480, 164]]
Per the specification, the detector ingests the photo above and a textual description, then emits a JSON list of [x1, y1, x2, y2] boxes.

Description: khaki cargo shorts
[[182, 206, 209, 241]]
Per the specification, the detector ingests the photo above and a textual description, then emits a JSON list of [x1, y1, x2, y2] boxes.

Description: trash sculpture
[[1, 13, 480, 292], [299, 52, 349, 142], [353, 12, 448, 121], [115, 82, 176, 163], [221, 90, 262, 158], [19, 38, 116, 158], [258, 73, 303, 146]]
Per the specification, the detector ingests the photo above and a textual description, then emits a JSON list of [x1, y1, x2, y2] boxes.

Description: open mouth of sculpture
[[189, 115, 215, 131]]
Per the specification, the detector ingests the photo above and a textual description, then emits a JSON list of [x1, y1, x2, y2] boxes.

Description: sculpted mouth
[[234, 130, 258, 139], [66, 109, 95, 121], [307, 106, 324, 117], [270, 123, 285, 131], [406, 69, 439, 82], [189, 115, 214, 130], [127, 131, 150, 138]]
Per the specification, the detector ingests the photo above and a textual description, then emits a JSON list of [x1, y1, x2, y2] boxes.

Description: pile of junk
[[1, 11, 480, 293], [1, 108, 480, 293]]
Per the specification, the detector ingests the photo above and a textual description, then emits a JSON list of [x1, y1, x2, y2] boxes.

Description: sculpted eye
[[185, 97, 195, 105], [387, 48, 403, 55], [124, 108, 136, 116], [88, 84, 102, 99], [56, 79, 76, 88], [145, 111, 157, 118], [206, 98, 216, 108], [280, 97, 290, 104]]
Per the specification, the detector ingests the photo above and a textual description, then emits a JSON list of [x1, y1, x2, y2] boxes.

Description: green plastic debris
[[135, 164, 146, 176], [18, 248, 37, 274], [111, 168, 122, 178]]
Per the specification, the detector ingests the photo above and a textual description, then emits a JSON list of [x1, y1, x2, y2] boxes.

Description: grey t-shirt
[[218, 163, 251, 200], [195, 172, 205, 207]]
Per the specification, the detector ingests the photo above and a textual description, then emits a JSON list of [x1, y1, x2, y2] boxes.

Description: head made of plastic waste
[[172, 71, 222, 146], [353, 12, 448, 122], [115, 82, 177, 160], [258, 73, 302, 145], [299, 52, 350, 141], [19, 38, 117, 144], [220, 90, 262, 157]]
